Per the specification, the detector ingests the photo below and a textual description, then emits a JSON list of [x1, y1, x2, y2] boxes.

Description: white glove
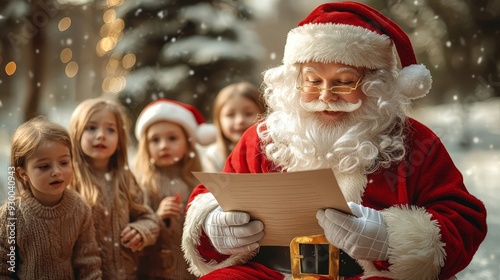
[[316, 202, 389, 261], [203, 206, 264, 255]]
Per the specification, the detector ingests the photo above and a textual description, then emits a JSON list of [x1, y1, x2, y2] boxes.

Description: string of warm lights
[[98, 0, 135, 94], [3, 0, 134, 92], [58, 16, 79, 78]]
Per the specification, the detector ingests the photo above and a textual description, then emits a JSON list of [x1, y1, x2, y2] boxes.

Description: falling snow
[[104, 172, 112, 181], [0, 1, 498, 277], [460, 37, 466, 46], [0, 98, 496, 277], [410, 98, 500, 279]]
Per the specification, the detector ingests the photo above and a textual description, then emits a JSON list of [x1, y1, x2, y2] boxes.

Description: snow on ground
[[411, 98, 500, 279], [0, 98, 498, 278]]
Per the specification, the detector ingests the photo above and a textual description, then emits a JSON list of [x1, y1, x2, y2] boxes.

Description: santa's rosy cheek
[[300, 93, 319, 102]]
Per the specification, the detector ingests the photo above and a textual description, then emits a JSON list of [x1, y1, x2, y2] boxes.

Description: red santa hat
[[283, 1, 432, 99], [135, 99, 216, 146]]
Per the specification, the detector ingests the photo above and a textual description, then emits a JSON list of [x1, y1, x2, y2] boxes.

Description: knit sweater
[[91, 173, 160, 280], [0, 189, 102, 279], [137, 166, 197, 280]]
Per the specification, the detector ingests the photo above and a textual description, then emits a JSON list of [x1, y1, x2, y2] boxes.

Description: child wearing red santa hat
[[134, 99, 215, 279], [182, 2, 487, 280]]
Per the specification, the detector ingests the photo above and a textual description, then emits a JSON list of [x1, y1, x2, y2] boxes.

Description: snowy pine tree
[[107, 0, 264, 124]]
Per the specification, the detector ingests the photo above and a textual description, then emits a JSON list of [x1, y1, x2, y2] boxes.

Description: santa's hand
[[316, 202, 389, 261], [203, 206, 264, 255]]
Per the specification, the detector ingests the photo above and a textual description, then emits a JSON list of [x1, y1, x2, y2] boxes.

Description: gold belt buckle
[[290, 234, 339, 280]]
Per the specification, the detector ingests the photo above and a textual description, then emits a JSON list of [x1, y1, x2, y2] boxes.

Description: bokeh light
[[5, 61, 16, 76], [102, 76, 126, 93], [65, 61, 79, 78], [103, 9, 116, 23], [107, 0, 125, 7], [106, 57, 120, 74], [60, 48, 73, 63], [58, 17, 72, 31], [122, 53, 136, 70]]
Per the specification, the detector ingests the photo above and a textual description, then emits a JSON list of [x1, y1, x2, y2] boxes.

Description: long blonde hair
[[11, 115, 72, 194], [134, 122, 202, 201], [212, 81, 266, 159], [68, 97, 145, 211]]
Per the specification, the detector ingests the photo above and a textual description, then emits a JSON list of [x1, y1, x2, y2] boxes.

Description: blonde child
[[201, 81, 266, 172], [133, 99, 215, 279], [68, 97, 160, 280], [0, 116, 101, 279]]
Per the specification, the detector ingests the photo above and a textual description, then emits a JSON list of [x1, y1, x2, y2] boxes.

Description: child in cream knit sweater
[[0, 116, 101, 279], [69, 97, 160, 279]]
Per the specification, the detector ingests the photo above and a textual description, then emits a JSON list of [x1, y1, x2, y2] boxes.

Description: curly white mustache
[[300, 99, 363, 112]]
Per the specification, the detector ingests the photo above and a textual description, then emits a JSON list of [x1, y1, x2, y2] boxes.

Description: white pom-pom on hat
[[196, 123, 217, 146], [135, 99, 216, 146], [394, 64, 432, 100]]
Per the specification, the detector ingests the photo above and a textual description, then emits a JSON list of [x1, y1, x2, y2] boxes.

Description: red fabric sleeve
[[222, 123, 277, 174], [404, 119, 487, 279], [198, 262, 284, 280], [185, 124, 274, 264]]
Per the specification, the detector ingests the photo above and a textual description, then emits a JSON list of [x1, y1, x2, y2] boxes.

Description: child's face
[[80, 108, 119, 169], [16, 141, 72, 206], [220, 95, 261, 144], [146, 121, 188, 168]]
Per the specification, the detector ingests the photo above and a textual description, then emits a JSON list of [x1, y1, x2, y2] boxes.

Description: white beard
[[260, 102, 378, 202], [262, 96, 383, 169], [258, 65, 408, 202]]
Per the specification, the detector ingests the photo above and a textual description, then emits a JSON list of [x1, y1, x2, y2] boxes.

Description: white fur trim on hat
[[135, 101, 216, 145], [283, 23, 396, 70], [283, 23, 432, 99]]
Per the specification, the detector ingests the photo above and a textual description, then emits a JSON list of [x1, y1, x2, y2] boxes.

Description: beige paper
[[192, 169, 351, 246]]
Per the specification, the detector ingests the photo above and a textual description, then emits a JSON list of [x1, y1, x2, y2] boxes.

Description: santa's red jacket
[[182, 118, 487, 280]]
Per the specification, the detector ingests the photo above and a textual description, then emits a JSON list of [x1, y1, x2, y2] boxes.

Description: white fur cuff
[[361, 205, 446, 280], [182, 192, 257, 277]]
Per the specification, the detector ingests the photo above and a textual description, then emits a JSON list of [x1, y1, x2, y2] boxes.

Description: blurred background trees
[[109, 0, 264, 127], [1, 1, 499, 276], [0, 0, 499, 124], [0, 0, 106, 125], [382, 0, 500, 106]]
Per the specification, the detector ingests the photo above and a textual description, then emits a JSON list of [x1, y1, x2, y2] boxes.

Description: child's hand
[[120, 226, 144, 252], [156, 193, 183, 220]]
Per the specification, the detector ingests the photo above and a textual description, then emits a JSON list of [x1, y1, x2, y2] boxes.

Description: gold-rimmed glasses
[[296, 74, 364, 95]]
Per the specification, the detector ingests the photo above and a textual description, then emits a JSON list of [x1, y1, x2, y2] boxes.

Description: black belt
[[251, 246, 364, 277]]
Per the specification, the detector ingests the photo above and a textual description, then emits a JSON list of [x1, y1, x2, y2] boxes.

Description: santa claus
[[182, 2, 487, 280]]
